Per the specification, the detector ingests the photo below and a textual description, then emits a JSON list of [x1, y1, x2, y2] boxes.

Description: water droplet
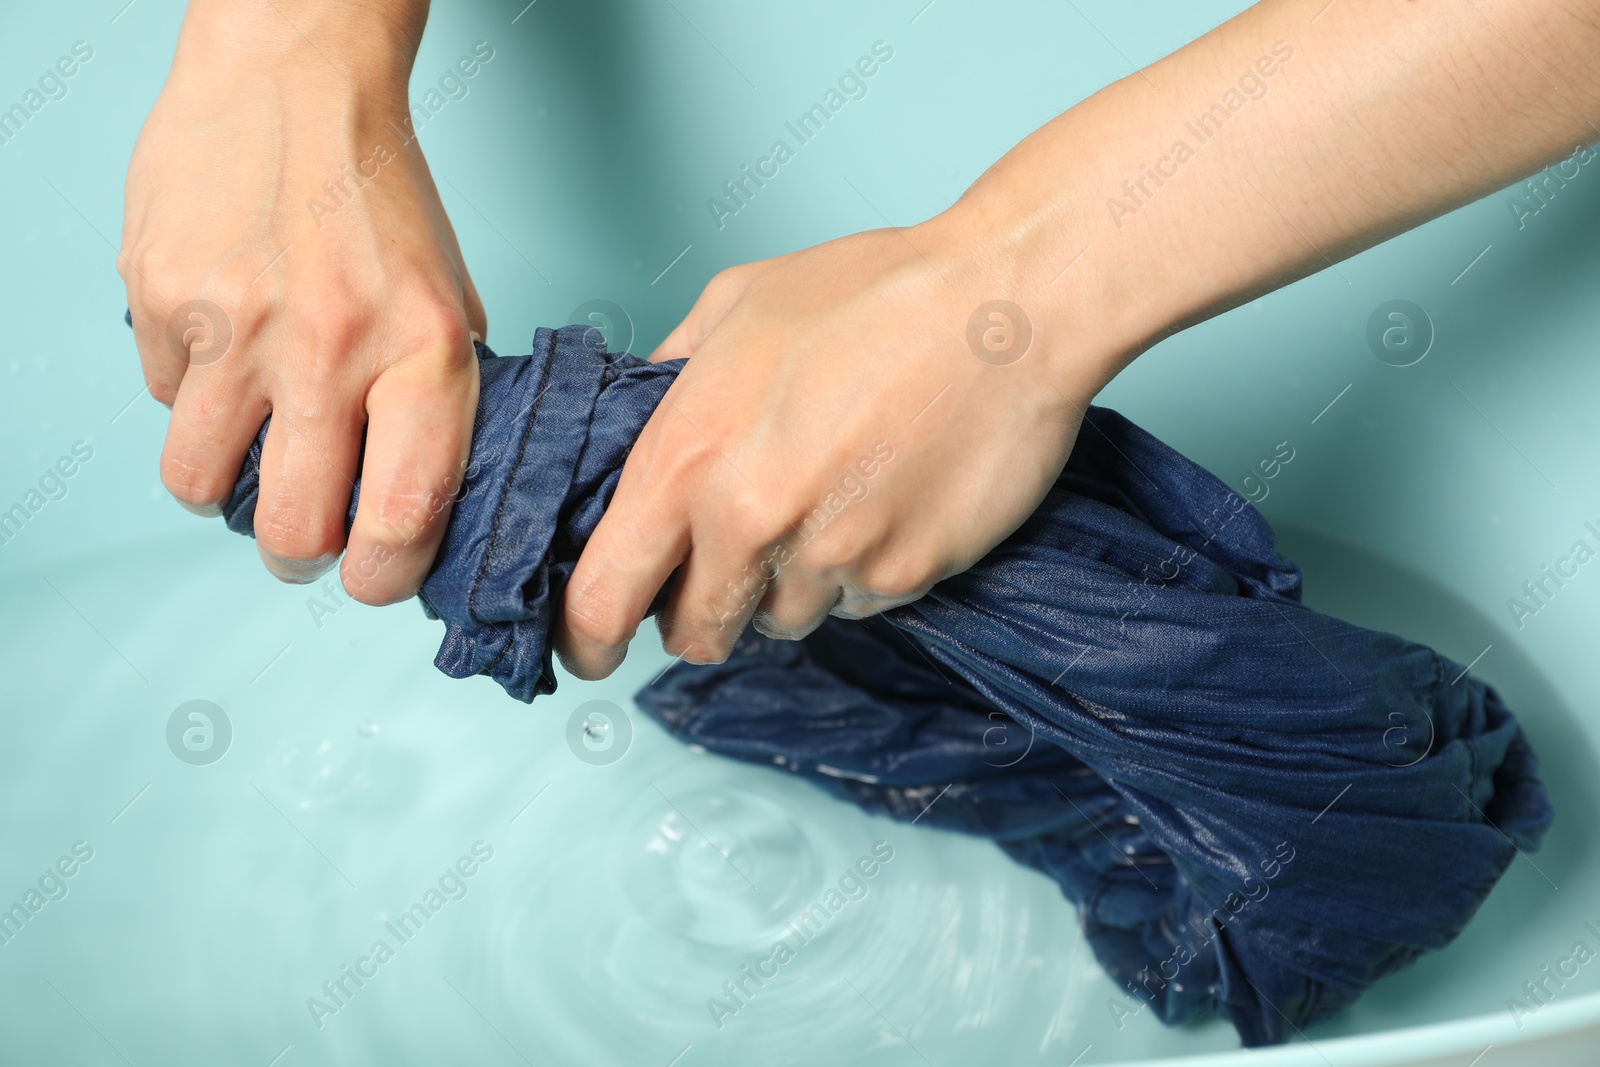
[[267, 732, 368, 810]]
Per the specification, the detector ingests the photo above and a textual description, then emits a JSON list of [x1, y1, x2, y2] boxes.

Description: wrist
[[172, 0, 424, 103], [915, 143, 1170, 407]]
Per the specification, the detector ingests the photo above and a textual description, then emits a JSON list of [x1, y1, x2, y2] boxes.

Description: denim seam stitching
[[467, 342, 558, 670]]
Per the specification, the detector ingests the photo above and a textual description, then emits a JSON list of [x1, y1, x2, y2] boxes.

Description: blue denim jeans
[[166, 320, 1551, 1047]]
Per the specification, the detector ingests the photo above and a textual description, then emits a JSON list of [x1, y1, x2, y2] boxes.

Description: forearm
[[927, 0, 1600, 396]]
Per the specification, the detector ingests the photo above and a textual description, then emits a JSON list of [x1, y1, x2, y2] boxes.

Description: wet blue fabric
[[150, 318, 1550, 1047]]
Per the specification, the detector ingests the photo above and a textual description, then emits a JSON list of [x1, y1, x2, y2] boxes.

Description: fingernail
[[681, 643, 729, 667], [261, 549, 340, 584], [175, 498, 224, 518]]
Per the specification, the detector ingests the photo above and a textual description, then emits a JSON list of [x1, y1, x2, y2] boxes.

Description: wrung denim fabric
[[160, 320, 1551, 1047]]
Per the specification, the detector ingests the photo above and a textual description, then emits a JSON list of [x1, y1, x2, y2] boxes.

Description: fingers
[[125, 290, 195, 409], [253, 385, 363, 585], [832, 581, 927, 621], [161, 366, 270, 517], [751, 564, 841, 641], [654, 534, 768, 664], [341, 338, 479, 606], [554, 523, 690, 681], [131, 256, 267, 512], [553, 427, 691, 680]]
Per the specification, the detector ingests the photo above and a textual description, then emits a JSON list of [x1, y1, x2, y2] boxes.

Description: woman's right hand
[[121, 0, 485, 606]]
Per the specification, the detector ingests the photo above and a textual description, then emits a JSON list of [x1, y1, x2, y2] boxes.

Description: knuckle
[[861, 554, 933, 602], [751, 609, 810, 642], [702, 267, 738, 300], [369, 484, 452, 548], [289, 287, 471, 391], [674, 578, 761, 656], [233, 293, 270, 341], [340, 548, 411, 604], [564, 595, 636, 651], [130, 244, 186, 290], [159, 453, 229, 507], [402, 295, 472, 352], [704, 264, 752, 300], [132, 253, 266, 368], [793, 531, 859, 578], [652, 435, 714, 487], [206, 260, 254, 305], [299, 348, 356, 398], [659, 619, 732, 666], [208, 272, 269, 338], [725, 488, 790, 551], [292, 299, 376, 388], [147, 378, 180, 407], [256, 505, 346, 564], [714, 568, 766, 626]]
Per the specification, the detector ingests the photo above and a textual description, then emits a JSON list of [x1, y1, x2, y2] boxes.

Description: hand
[[552, 221, 1114, 678], [120, 2, 484, 604], [550, 0, 1600, 680]]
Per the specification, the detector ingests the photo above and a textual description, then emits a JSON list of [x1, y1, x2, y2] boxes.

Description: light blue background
[[1, 2, 1597, 1065]]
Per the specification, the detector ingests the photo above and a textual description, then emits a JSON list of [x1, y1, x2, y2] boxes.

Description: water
[[0, 524, 1594, 1065]]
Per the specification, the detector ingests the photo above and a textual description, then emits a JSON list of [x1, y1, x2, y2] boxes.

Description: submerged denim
[[192, 323, 1549, 1047]]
